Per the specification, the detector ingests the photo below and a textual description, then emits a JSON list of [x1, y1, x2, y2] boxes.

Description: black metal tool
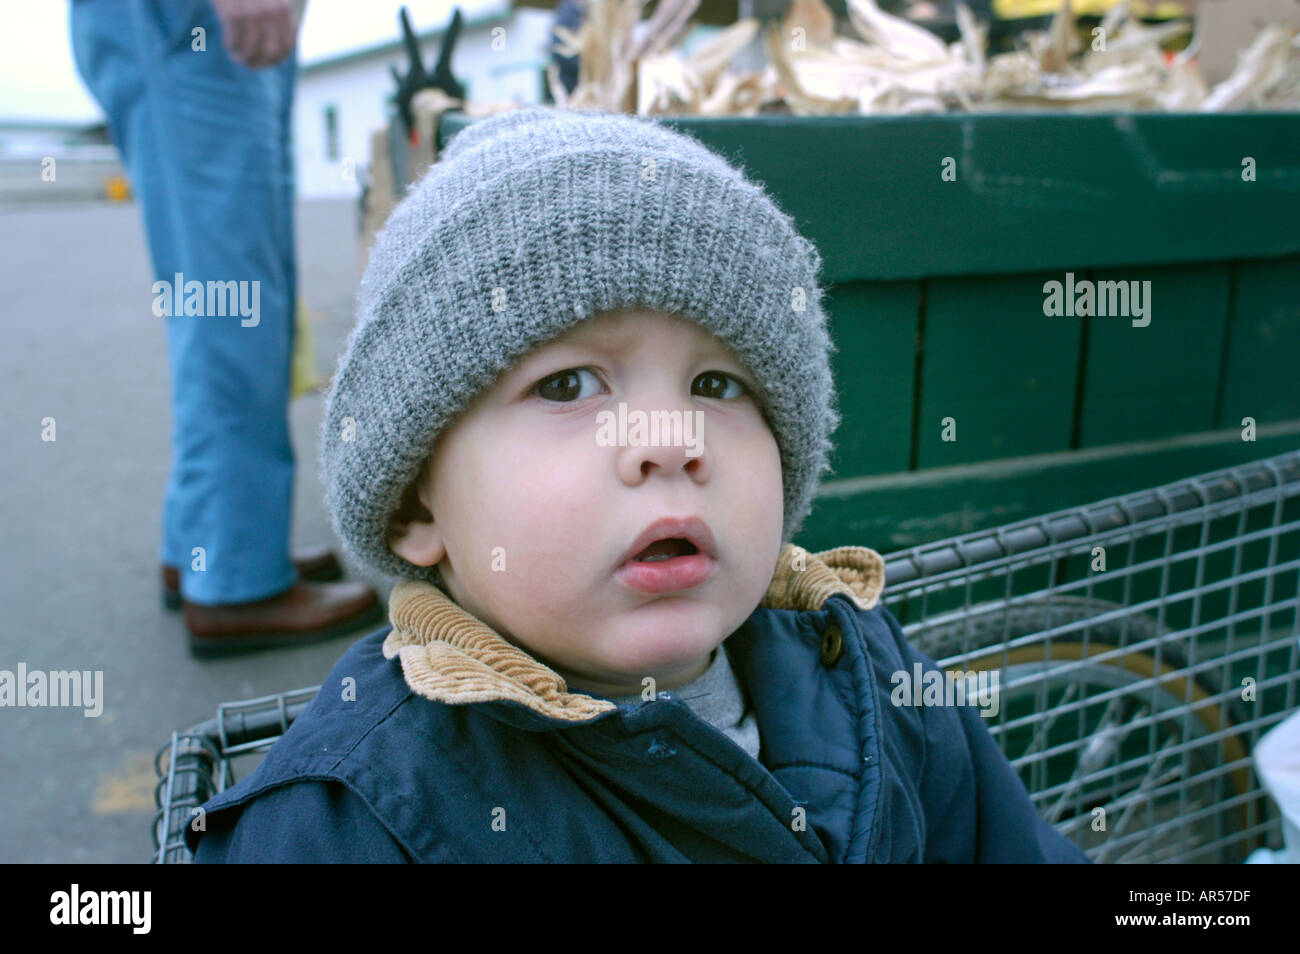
[[390, 5, 466, 140]]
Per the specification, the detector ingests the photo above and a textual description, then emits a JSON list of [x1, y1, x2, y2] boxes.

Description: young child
[[187, 105, 1090, 863]]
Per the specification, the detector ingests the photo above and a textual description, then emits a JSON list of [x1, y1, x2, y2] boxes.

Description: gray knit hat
[[320, 105, 841, 586]]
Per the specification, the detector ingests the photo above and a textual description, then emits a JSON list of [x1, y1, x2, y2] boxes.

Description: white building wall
[[292, 9, 556, 199]]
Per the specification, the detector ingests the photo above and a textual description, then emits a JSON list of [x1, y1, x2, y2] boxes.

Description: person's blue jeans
[[71, 0, 298, 605]]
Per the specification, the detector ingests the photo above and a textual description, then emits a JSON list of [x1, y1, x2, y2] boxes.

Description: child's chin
[[606, 635, 721, 679]]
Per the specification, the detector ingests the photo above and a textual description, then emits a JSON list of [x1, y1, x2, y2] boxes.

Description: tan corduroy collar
[[381, 542, 886, 723]]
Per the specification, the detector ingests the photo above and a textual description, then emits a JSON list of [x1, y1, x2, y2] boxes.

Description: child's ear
[[389, 521, 443, 568], [387, 465, 445, 568]]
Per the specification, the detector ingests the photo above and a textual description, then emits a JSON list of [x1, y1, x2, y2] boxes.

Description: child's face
[[389, 309, 785, 698]]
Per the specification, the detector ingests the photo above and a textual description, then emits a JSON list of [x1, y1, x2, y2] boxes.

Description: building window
[[323, 104, 339, 161]]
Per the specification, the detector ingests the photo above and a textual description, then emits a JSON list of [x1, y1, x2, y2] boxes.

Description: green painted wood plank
[[917, 273, 1080, 467], [1218, 257, 1300, 430], [824, 280, 918, 479], [1078, 263, 1230, 447], [794, 423, 1300, 554], [439, 111, 1300, 282]]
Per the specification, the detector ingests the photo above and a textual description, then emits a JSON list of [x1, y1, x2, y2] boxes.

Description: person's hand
[[210, 0, 300, 69]]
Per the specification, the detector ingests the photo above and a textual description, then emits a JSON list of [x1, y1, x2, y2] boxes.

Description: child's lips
[[615, 552, 717, 595], [616, 516, 717, 567]]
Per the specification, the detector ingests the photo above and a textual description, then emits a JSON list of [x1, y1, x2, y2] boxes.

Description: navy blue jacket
[[187, 546, 1091, 863]]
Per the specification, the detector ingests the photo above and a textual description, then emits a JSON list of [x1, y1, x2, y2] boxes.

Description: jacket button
[[646, 737, 677, 760], [820, 623, 843, 666]]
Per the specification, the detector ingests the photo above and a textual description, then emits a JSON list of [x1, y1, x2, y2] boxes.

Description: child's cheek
[[485, 425, 603, 578]]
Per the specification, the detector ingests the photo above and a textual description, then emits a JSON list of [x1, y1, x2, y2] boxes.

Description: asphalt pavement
[[0, 197, 394, 862]]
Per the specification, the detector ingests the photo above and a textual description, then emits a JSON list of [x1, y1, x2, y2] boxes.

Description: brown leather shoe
[[183, 579, 385, 659], [161, 545, 343, 610]]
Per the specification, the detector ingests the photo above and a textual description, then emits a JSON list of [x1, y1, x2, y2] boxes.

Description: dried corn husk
[[689, 17, 761, 91], [1201, 25, 1300, 111], [1036, 0, 1081, 73], [542, 0, 1300, 116], [765, 23, 859, 114], [955, 3, 987, 75], [698, 67, 772, 115], [784, 0, 836, 51], [846, 0, 949, 62], [637, 52, 693, 113], [972, 1, 1200, 110], [636, 17, 768, 115], [549, 0, 651, 112], [1155, 56, 1208, 110], [772, 0, 982, 113]]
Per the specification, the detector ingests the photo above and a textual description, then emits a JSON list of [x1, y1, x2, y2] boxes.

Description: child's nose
[[609, 405, 710, 488], [628, 438, 704, 476]]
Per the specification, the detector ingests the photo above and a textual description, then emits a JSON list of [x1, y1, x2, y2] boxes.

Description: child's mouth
[[633, 538, 699, 562], [618, 538, 714, 593]]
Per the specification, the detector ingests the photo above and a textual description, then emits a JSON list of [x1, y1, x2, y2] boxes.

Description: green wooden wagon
[[438, 110, 1300, 555]]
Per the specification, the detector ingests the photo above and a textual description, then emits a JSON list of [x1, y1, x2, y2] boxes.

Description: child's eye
[[531, 368, 750, 403], [693, 371, 747, 400], [533, 368, 605, 403]]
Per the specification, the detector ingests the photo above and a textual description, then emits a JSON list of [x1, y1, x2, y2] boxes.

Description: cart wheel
[[908, 596, 1256, 863]]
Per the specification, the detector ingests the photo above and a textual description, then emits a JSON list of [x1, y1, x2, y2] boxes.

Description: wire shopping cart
[[881, 449, 1300, 863], [153, 449, 1300, 863]]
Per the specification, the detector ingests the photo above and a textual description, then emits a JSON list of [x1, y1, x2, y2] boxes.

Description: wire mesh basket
[[881, 449, 1300, 863], [154, 449, 1300, 863], [152, 688, 317, 864]]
